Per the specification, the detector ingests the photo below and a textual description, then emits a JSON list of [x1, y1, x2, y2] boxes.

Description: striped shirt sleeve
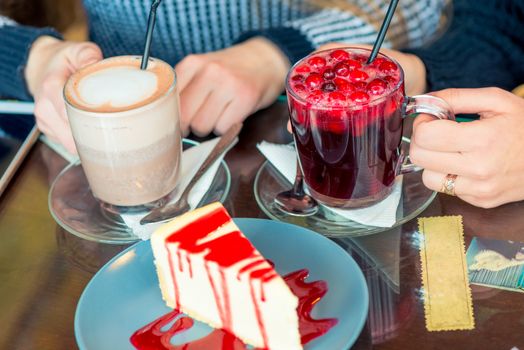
[[237, 0, 449, 65], [0, 16, 62, 100], [290, 0, 450, 49]]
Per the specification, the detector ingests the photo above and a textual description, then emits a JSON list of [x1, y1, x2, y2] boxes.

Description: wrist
[[241, 37, 291, 107], [25, 35, 63, 95], [244, 36, 291, 72]]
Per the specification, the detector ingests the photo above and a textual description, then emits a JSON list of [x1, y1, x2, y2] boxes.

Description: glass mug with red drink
[[286, 47, 455, 208]]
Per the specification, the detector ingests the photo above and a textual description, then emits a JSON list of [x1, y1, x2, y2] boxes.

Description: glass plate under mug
[[253, 143, 436, 238], [49, 139, 231, 244]]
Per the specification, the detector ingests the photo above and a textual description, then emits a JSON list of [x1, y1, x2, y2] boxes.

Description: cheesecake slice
[[150, 202, 302, 350]]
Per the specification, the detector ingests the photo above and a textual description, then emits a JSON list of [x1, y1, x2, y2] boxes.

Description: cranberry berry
[[294, 84, 306, 93], [291, 74, 305, 82], [348, 70, 369, 82], [349, 91, 370, 104], [353, 81, 367, 90], [305, 73, 323, 89], [323, 69, 336, 80], [307, 56, 326, 70], [352, 54, 367, 63], [328, 92, 346, 104], [295, 64, 311, 73], [383, 75, 397, 84], [307, 90, 324, 104], [379, 61, 398, 74], [322, 82, 337, 92], [334, 77, 355, 92], [345, 59, 362, 70], [334, 62, 350, 77], [329, 49, 350, 61], [371, 57, 386, 67], [367, 79, 388, 96]]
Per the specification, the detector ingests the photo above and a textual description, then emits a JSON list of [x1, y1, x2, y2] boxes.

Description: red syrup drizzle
[[162, 207, 277, 348], [130, 309, 244, 350], [285, 269, 338, 345], [130, 268, 338, 350]]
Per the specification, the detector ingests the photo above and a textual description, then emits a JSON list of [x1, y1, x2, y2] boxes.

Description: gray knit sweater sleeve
[[404, 0, 524, 91]]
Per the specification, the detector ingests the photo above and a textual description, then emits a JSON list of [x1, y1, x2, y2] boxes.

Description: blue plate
[[75, 218, 369, 349]]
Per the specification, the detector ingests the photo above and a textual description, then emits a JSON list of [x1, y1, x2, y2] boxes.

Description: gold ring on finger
[[441, 174, 458, 196]]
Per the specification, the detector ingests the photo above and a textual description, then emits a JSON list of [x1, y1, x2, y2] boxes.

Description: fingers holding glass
[[34, 75, 77, 153], [412, 114, 485, 153]]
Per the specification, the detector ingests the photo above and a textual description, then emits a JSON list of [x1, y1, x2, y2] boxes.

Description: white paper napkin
[[256, 141, 402, 227], [124, 137, 232, 240]]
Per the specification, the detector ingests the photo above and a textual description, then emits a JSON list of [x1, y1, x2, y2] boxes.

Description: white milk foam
[[77, 66, 158, 108]]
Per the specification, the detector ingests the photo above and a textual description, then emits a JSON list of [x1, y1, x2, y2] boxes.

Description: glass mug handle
[[399, 94, 456, 174]]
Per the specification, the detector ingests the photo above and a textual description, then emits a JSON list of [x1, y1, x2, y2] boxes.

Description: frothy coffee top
[[65, 56, 175, 113]]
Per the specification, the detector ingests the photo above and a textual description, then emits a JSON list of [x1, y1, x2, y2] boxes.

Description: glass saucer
[[49, 139, 231, 244], [254, 153, 436, 238]]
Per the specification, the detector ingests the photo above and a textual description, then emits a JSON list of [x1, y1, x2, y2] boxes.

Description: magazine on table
[[466, 237, 524, 293]]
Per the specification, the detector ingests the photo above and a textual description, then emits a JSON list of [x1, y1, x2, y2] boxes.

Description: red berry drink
[[287, 48, 405, 208]]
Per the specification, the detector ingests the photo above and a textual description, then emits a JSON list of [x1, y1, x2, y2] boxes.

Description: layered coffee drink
[[64, 56, 182, 207]]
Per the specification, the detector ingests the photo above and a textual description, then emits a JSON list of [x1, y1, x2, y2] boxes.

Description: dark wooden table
[[1, 101, 523, 350]]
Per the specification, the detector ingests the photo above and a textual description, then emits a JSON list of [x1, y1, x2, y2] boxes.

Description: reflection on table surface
[[1, 102, 523, 350]]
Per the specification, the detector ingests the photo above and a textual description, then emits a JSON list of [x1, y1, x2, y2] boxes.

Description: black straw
[[141, 0, 162, 70], [366, 0, 399, 65]]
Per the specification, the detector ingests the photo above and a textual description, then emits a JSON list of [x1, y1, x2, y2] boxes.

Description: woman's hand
[[175, 37, 290, 137], [25, 36, 103, 153], [410, 88, 524, 208]]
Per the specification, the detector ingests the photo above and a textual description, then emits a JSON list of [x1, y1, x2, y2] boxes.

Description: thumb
[[67, 42, 103, 70]]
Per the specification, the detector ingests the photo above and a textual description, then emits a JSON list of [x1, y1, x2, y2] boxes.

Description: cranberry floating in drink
[[286, 48, 456, 208]]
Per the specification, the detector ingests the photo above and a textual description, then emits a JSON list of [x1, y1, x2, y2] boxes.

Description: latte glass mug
[[64, 56, 182, 209], [287, 48, 456, 209]]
